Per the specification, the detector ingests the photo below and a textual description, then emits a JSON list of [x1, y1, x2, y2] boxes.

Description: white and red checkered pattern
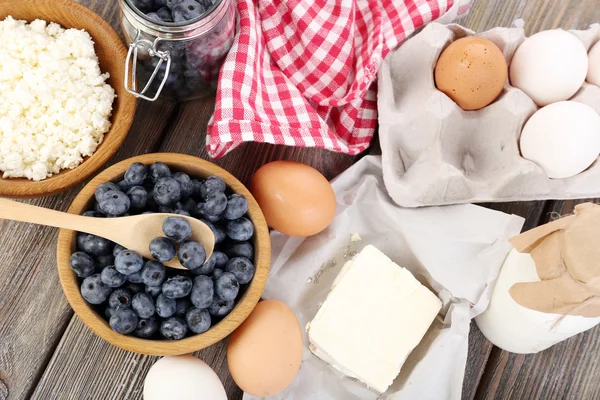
[[206, 0, 470, 158]]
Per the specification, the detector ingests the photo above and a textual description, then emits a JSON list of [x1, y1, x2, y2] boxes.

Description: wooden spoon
[[0, 198, 214, 270]]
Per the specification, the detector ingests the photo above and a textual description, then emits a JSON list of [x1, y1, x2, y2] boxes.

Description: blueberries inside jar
[[70, 162, 256, 340]]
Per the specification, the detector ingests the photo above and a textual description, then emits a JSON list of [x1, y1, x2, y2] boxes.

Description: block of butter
[[306, 245, 442, 393]]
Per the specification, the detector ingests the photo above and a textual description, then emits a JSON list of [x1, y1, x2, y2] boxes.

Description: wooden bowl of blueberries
[[56, 153, 270, 355]]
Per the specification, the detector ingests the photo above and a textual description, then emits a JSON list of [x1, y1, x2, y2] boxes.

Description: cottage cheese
[[0, 17, 116, 181]]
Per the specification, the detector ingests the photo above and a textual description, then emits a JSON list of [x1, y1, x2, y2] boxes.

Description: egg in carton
[[378, 23, 600, 207]]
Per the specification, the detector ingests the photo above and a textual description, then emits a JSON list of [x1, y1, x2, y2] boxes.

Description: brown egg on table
[[250, 161, 336, 237], [227, 299, 303, 397], [434, 36, 508, 110]]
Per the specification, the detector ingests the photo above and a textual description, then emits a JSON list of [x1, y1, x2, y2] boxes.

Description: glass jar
[[119, 0, 235, 102]]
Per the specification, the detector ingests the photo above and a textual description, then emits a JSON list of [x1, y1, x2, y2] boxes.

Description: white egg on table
[[143, 355, 227, 400], [587, 41, 600, 87], [510, 30, 588, 106], [519, 101, 600, 179]]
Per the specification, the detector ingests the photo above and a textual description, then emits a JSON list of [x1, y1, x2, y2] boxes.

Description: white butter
[[306, 245, 442, 393]]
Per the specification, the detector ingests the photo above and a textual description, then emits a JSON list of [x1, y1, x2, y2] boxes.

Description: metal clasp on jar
[[124, 30, 172, 101]]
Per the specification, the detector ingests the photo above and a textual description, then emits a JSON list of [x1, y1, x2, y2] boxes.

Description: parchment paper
[[378, 23, 600, 207], [244, 156, 524, 400]]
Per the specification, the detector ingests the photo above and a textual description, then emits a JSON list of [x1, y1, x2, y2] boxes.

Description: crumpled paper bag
[[378, 23, 600, 208], [509, 202, 600, 318], [244, 156, 524, 400]]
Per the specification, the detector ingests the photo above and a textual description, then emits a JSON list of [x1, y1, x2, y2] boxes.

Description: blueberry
[[149, 162, 172, 183], [115, 250, 144, 275], [162, 216, 192, 243], [225, 257, 255, 284], [94, 254, 115, 269], [101, 266, 127, 288], [125, 282, 145, 295], [226, 218, 254, 241], [127, 270, 144, 283], [199, 176, 226, 199], [110, 309, 138, 334], [162, 276, 193, 299], [76, 233, 86, 251], [108, 288, 134, 309], [190, 253, 215, 275], [223, 194, 248, 220], [69, 252, 95, 278], [132, 293, 156, 319], [212, 251, 229, 268], [191, 179, 203, 199], [149, 237, 176, 262], [118, 179, 133, 193], [200, 192, 227, 217], [214, 272, 239, 301], [145, 284, 162, 298], [190, 275, 214, 309], [127, 186, 148, 211], [196, 208, 220, 223], [99, 190, 131, 216], [95, 182, 120, 203], [124, 162, 147, 186], [199, 219, 225, 244], [141, 260, 167, 287], [173, 172, 194, 198], [113, 244, 126, 257], [81, 274, 112, 304], [160, 317, 188, 340], [208, 296, 234, 317], [153, 177, 181, 206], [81, 234, 113, 256], [83, 210, 104, 218], [156, 7, 173, 22], [175, 298, 192, 317], [225, 242, 253, 260], [211, 268, 224, 281], [177, 241, 206, 269], [135, 316, 159, 338], [156, 293, 177, 318], [186, 307, 211, 334]]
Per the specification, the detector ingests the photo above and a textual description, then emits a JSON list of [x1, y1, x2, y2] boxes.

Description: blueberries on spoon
[[162, 216, 192, 243], [149, 237, 176, 262]]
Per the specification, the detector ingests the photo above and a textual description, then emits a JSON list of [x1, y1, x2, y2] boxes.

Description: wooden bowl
[[0, 0, 136, 198], [56, 153, 271, 355]]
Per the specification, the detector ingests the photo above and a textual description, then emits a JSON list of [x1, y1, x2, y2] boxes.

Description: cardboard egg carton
[[378, 23, 600, 207]]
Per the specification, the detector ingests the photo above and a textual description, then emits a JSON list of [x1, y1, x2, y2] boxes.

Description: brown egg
[[227, 300, 303, 397], [434, 36, 507, 110], [250, 161, 336, 236]]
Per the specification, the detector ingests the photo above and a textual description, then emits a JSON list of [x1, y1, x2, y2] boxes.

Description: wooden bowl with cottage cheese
[[0, 0, 136, 198]]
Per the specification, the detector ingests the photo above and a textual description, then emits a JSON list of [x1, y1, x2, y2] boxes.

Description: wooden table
[[1, 0, 599, 399]]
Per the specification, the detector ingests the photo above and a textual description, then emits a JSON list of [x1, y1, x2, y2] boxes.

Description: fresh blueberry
[[212, 251, 229, 268], [226, 217, 254, 241], [127, 270, 144, 283], [173, 172, 194, 198], [199, 176, 226, 199], [141, 260, 167, 287], [160, 317, 188, 340], [156, 7, 173, 22], [175, 298, 192, 317], [94, 254, 115, 269], [135, 316, 159, 338], [199, 219, 225, 244], [156, 293, 177, 318], [81, 274, 112, 304], [100, 190, 131, 216], [109, 308, 138, 334], [190, 275, 214, 309], [225, 242, 253, 260], [225, 257, 255, 284], [162, 216, 192, 243], [162, 276, 193, 299], [83, 210, 104, 218], [211, 268, 224, 281], [214, 272, 239, 301], [81, 234, 113, 256], [125, 163, 148, 186], [95, 182, 120, 203], [200, 191, 227, 217], [115, 250, 144, 275], [125, 282, 145, 295], [94, 202, 105, 214], [113, 244, 127, 257], [208, 296, 234, 317], [108, 288, 134, 309], [195, 208, 220, 223], [153, 177, 182, 206], [149, 237, 176, 262], [191, 179, 203, 199], [190, 253, 215, 275], [101, 266, 127, 288], [145, 284, 162, 298], [69, 252, 95, 278], [177, 240, 206, 269], [132, 293, 156, 319], [118, 179, 133, 193], [149, 162, 172, 183], [223, 194, 248, 220], [127, 186, 148, 211], [186, 307, 211, 334]]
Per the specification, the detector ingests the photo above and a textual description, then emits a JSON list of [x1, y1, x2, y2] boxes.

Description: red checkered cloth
[[206, 0, 471, 158]]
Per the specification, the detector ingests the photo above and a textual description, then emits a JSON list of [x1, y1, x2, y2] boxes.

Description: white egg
[[510, 30, 588, 106], [143, 355, 227, 400], [587, 41, 600, 87], [520, 101, 600, 179]]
